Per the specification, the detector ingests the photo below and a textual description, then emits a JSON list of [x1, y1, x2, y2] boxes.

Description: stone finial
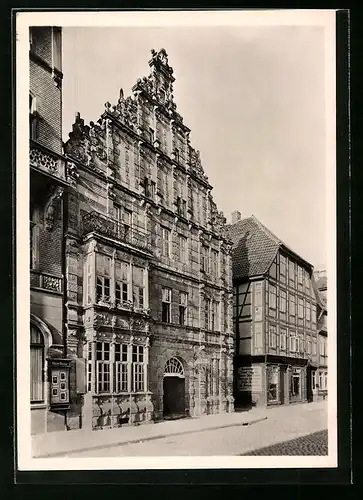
[[231, 210, 242, 224]]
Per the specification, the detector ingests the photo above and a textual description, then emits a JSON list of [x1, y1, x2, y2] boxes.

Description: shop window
[[291, 369, 301, 397], [162, 287, 171, 323], [267, 367, 279, 402], [30, 324, 45, 403]]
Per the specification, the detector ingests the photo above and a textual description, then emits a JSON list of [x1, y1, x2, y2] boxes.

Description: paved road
[[242, 429, 328, 456], [69, 402, 328, 457]]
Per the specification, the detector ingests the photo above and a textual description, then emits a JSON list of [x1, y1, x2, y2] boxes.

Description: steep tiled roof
[[225, 216, 280, 280], [225, 215, 313, 281]]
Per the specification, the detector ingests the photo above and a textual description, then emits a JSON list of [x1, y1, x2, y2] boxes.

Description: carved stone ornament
[[45, 186, 64, 231], [66, 161, 79, 186]]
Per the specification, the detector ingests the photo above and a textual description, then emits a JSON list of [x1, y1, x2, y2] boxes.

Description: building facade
[[226, 213, 319, 408], [314, 270, 328, 400], [63, 48, 234, 430], [29, 27, 79, 434]]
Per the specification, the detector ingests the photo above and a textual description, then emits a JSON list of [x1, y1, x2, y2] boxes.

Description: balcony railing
[[82, 211, 152, 253], [30, 270, 62, 293], [30, 143, 66, 182]]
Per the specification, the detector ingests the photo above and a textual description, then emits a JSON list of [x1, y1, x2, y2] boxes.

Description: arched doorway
[[163, 357, 186, 419]]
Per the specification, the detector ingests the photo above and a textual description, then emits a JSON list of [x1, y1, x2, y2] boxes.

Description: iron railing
[[82, 211, 152, 253]]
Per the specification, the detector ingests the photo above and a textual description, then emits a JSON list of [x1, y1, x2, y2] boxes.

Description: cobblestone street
[[242, 429, 328, 456], [63, 401, 328, 457]]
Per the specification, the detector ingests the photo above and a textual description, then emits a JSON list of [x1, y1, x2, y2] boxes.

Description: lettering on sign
[[238, 365, 263, 392]]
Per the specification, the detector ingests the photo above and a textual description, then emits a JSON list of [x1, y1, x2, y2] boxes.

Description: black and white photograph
[[16, 10, 337, 471]]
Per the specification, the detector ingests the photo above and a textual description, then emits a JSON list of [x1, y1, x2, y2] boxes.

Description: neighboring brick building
[[314, 270, 328, 400], [29, 27, 79, 434], [225, 213, 319, 408], [63, 48, 234, 430]]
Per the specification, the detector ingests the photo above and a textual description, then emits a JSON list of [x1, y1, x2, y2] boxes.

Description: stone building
[[29, 27, 79, 434], [63, 48, 234, 430], [225, 212, 319, 408], [314, 270, 328, 399]]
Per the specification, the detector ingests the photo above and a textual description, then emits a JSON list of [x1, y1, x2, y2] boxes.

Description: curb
[[34, 416, 268, 458]]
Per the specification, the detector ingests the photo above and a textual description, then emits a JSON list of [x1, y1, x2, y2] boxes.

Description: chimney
[[231, 210, 242, 224]]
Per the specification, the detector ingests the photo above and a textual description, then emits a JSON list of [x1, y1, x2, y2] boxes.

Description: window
[[96, 342, 110, 393], [161, 227, 171, 257], [299, 336, 305, 353], [312, 340, 317, 355], [30, 325, 44, 403], [201, 246, 209, 273], [280, 255, 286, 282], [115, 344, 128, 392], [305, 271, 311, 291], [289, 261, 295, 284], [115, 261, 129, 305], [162, 287, 171, 323], [312, 304, 317, 325], [255, 282, 262, 307], [87, 343, 92, 392], [290, 334, 297, 352], [30, 203, 39, 270], [298, 298, 304, 318], [280, 328, 287, 350], [96, 254, 111, 303], [132, 346, 144, 392], [289, 294, 296, 316], [269, 284, 277, 309], [205, 298, 211, 330], [132, 266, 144, 309], [306, 301, 311, 321], [211, 301, 218, 331], [267, 367, 279, 402], [173, 148, 180, 163], [280, 290, 287, 313], [307, 337, 312, 354], [312, 371, 316, 390], [211, 250, 219, 277], [269, 325, 277, 348], [29, 93, 38, 140], [178, 235, 187, 264], [298, 266, 303, 284], [179, 292, 188, 326], [254, 323, 263, 349]]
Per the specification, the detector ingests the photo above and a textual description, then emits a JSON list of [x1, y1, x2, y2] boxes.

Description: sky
[[62, 25, 327, 270]]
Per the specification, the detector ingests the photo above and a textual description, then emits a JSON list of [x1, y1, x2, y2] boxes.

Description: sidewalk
[[32, 407, 268, 458], [32, 401, 326, 458]]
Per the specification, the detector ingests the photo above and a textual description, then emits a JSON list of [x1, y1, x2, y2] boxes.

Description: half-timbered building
[[226, 212, 318, 408]]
